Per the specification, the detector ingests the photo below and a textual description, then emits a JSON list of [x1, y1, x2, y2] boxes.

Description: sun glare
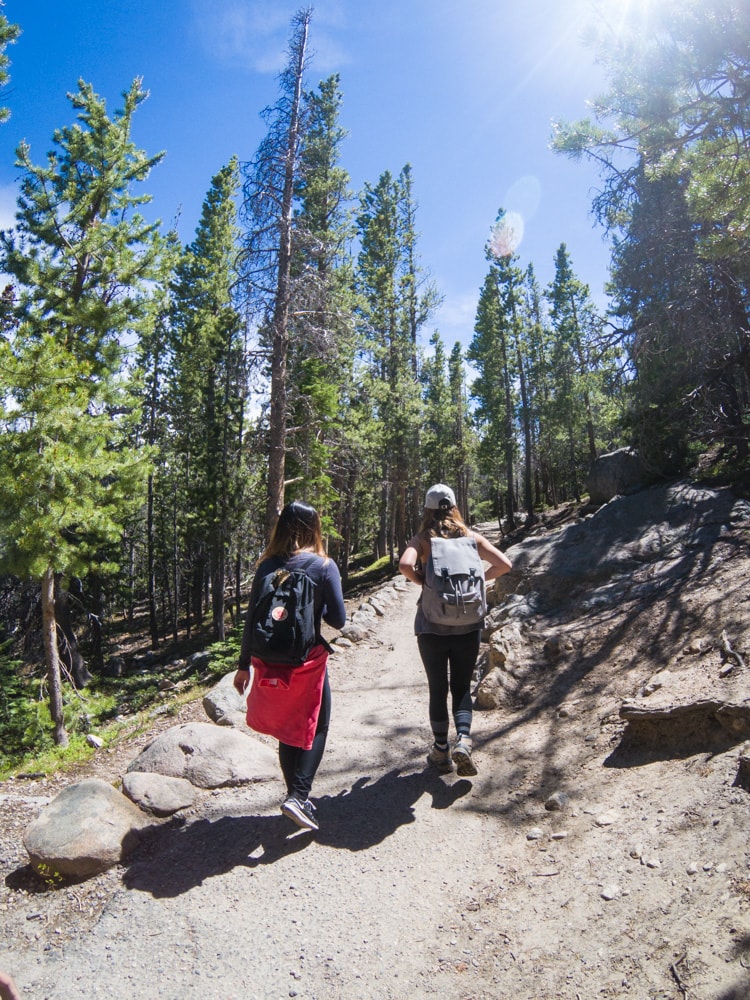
[[587, 0, 665, 39], [488, 212, 525, 259]]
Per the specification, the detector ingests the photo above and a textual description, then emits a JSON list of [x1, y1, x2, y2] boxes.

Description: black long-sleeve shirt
[[238, 551, 346, 669]]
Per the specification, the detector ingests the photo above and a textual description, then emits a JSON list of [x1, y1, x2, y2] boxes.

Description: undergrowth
[[0, 632, 241, 781], [1, 553, 392, 780]]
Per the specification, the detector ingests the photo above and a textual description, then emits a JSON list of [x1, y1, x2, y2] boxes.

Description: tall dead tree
[[238, 8, 312, 540]]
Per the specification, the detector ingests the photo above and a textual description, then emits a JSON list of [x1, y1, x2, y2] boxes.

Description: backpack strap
[[292, 553, 334, 653]]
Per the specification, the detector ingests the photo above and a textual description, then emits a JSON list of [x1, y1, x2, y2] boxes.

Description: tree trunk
[[88, 574, 104, 674], [146, 471, 159, 649], [191, 557, 204, 628], [126, 536, 135, 626], [41, 566, 68, 747], [339, 464, 357, 586], [264, 12, 310, 541], [54, 576, 92, 688], [171, 497, 179, 644], [567, 418, 581, 503], [516, 344, 537, 525], [235, 551, 243, 624], [502, 348, 516, 530], [212, 548, 226, 641]]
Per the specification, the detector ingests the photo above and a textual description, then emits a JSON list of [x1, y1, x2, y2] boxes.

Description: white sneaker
[[281, 796, 319, 831]]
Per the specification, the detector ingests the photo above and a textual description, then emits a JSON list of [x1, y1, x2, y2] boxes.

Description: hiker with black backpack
[[399, 484, 512, 777], [233, 501, 346, 832]]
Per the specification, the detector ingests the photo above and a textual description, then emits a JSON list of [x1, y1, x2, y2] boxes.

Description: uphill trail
[[3, 535, 750, 1000]]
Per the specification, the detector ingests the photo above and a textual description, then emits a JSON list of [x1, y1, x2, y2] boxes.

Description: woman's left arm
[[474, 532, 513, 582], [237, 569, 263, 670], [321, 559, 347, 630]]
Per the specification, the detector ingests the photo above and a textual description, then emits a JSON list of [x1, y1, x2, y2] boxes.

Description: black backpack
[[248, 555, 320, 666], [420, 535, 487, 626]]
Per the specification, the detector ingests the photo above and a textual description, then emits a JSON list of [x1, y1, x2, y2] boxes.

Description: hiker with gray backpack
[[233, 501, 346, 832], [399, 484, 512, 777]]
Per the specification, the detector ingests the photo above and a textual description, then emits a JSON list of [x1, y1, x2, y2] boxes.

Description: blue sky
[[0, 0, 613, 347]]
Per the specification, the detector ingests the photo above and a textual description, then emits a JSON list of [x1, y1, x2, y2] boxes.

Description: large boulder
[[202, 671, 251, 732], [475, 622, 539, 710], [126, 721, 278, 789], [121, 771, 199, 817], [23, 778, 149, 880], [586, 447, 646, 505]]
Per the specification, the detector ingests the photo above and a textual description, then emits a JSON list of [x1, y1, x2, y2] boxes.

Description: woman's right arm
[[399, 536, 425, 586]]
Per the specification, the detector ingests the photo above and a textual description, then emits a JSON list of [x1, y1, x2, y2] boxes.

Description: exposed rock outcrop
[[202, 671, 252, 732], [481, 483, 750, 756]]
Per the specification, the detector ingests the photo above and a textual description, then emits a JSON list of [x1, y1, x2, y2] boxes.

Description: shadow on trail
[[316, 767, 471, 851], [603, 726, 741, 768], [123, 812, 306, 898], [715, 932, 750, 999], [123, 766, 470, 898]]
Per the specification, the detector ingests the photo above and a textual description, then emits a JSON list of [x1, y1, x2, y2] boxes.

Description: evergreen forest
[[0, 1, 748, 762]]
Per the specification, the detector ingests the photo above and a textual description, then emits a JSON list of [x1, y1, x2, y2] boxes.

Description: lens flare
[[488, 211, 524, 258]]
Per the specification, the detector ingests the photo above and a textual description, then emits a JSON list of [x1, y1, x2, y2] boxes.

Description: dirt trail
[[3, 568, 750, 999]]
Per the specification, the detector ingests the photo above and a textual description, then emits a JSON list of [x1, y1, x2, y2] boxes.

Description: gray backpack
[[421, 535, 487, 625]]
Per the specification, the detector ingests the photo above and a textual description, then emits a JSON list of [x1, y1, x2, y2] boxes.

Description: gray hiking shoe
[[281, 796, 319, 831], [452, 735, 478, 777], [427, 742, 454, 774]]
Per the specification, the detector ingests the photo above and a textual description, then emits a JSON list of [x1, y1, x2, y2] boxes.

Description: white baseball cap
[[424, 483, 456, 510]]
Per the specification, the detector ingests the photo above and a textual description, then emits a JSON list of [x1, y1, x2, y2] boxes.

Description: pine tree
[[468, 267, 517, 527], [546, 244, 621, 497], [0, 4, 19, 125], [0, 79, 164, 744], [521, 265, 556, 506], [448, 342, 475, 518], [552, 0, 750, 467], [609, 168, 735, 469], [287, 74, 357, 533], [469, 212, 526, 527], [169, 159, 244, 640], [356, 165, 437, 558], [422, 330, 452, 486], [421, 332, 476, 521], [133, 230, 181, 647], [545, 245, 597, 499], [513, 268, 538, 525]]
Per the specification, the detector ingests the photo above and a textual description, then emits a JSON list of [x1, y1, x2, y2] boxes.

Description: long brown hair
[[419, 505, 469, 540], [259, 501, 326, 563]]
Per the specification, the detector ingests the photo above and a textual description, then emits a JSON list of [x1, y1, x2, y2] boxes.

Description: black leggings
[[417, 631, 481, 741], [278, 671, 331, 801]]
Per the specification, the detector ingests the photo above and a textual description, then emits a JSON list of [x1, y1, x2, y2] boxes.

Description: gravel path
[[4, 584, 503, 999]]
